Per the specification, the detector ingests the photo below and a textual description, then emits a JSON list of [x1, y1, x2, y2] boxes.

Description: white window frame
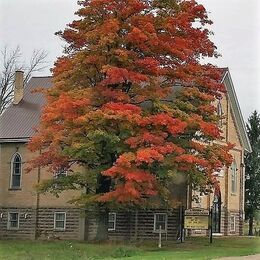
[[153, 213, 167, 232], [230, 215, 236, 232], [10, 153, 22, 189], [231, 161, 237, 193], [108, 212, 116, 231], [54, 212, 66, 231], [7, 212, 19, 230]]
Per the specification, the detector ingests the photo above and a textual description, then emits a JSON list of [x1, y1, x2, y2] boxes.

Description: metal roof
[[0, 77, 52, 142]]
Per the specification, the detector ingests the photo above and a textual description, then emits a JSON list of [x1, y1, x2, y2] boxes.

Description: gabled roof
[[221, 68, 252, 153], [0, 70, 252, 152], [0, 77, 52, 142]]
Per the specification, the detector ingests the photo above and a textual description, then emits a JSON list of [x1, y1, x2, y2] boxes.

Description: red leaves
[[97, 86, 130, 102], [101, 102, 142, 123], [101, 66, 148, 85], [103, 102, 141, 114], [175, 154, 207, 166], [135, 143, 184, 165], [199, 121, 220, 138], [99, 181, 157, 203], [101, 152, 157, 202], [100, 18, 120, 34], [114, 152, 135, 168], [120, 0, 147, 17], [125, 131, 167, 148], [135, 57, 160, 74], [136, 148, 164, 164], [52, 57, 73, 77], [188, 115, 221, 138], [127, 27, 149, 44], [104, 165, 155, 183], [42, 93, 90, 122], [143, 113, 188, 136], [190, 141, 205, 153]]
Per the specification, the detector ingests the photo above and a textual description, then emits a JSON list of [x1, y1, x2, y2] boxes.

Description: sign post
[[158, 225, 162, 248]]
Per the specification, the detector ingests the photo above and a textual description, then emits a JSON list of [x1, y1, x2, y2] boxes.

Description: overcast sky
[[0, 0, 259, 120]]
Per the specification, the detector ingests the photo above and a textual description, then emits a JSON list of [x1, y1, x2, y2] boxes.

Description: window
[[217, 98, 224, 126], [230, 215, 236, 232], [8, 212, 19, 229], [54, 212, 66, 230], [231, 161, 237, 193], [154, 213, 167, 232], [108, 213, 116, 231], [10, 153, 22, 189]]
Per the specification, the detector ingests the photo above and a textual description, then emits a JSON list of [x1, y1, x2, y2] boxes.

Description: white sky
[[0, 0, 259, 120]]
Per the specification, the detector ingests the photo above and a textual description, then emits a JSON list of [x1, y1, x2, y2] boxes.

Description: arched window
[[217, 98, 224, 127], [10, 153, 22, 189], [231, 161, 237, 193]]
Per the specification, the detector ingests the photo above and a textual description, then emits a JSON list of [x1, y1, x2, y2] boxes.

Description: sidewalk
[[216, 254, 260, 259]]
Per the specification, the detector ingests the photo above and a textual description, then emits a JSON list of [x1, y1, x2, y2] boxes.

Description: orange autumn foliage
[[28, 0, 233, 206]]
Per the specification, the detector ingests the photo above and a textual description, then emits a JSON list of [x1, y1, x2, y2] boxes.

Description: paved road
[[216, 254, 260, 260]]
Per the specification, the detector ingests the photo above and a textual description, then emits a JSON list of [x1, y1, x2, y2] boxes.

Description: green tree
[[245, 110, 260, 235]]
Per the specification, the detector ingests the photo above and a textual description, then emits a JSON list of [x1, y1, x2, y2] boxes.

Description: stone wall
[[0, 207, 36, 240], [0, 207, 84, 240], [107, 209, 180, 241]]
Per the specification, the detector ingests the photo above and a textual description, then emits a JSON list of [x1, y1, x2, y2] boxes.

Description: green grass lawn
[[0, 237, 259, 260]]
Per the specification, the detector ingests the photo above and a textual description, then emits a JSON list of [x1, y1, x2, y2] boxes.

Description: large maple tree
[[29, 0, 232, 217]]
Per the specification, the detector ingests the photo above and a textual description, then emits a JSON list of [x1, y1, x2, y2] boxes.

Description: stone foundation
[[0, 207, 243, 240]]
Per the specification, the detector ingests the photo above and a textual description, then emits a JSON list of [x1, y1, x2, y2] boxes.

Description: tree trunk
[[94, 173, 111, 241], [248, 212, 254, 236], [95, 207, 109, 241]]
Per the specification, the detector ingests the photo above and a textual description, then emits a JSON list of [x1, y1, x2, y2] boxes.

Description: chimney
[[13, 70, 24, 105]]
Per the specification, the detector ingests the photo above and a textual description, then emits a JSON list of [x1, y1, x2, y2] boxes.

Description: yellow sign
[[184, 215, 209, 230]]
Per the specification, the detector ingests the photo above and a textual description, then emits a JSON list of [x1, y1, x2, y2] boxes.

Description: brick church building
[[0, 69, 251, 240]]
